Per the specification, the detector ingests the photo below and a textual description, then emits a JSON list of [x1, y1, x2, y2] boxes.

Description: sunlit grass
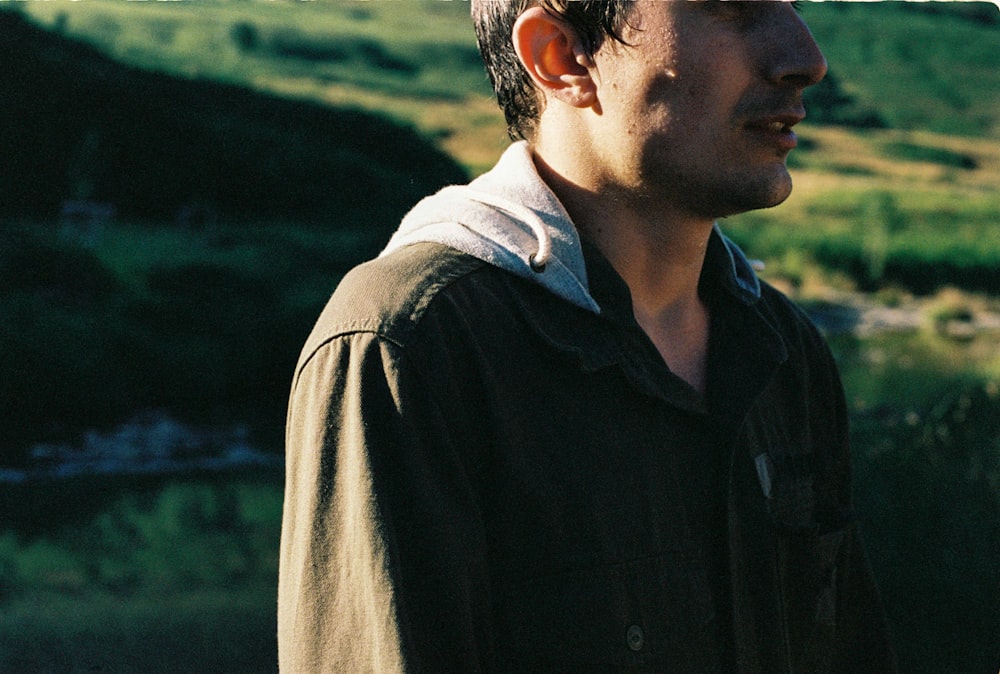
[[0, 474, 283, 672]]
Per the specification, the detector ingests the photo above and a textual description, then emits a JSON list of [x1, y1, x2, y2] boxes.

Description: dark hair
[[472, 0, 635, 140]]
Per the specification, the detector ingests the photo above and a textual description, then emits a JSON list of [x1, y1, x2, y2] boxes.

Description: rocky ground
[[806, 290, 1000, 337], [760, 272, 1000, 341]]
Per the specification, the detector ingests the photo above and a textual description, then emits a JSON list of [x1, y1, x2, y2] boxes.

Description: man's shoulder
[[303, 242, 492, 352]]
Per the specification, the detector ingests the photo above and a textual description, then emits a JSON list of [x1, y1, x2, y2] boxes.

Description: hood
[[381, 141, 600, 313], [381, 140, 761, 314]]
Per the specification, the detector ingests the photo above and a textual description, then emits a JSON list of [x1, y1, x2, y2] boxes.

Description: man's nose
[[765, 9, 829, 89]]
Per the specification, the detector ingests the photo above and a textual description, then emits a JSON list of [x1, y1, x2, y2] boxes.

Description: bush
[[0, 227, 119, 301], [269, 28, 347, 62], [0, 475, 282, 596], [853, 381, 1000, 674], [0, 222, 338, 463], [231, 21, 259, 52], [882, 141, 978, 170], [131, 262, 290, 419], [0, 227, 133, 462]]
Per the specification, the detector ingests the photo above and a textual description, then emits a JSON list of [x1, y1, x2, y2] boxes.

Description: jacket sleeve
[[278, 331, 495, 673]]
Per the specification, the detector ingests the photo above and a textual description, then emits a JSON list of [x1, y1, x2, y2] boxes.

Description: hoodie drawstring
[[465, 189, 552, 273]]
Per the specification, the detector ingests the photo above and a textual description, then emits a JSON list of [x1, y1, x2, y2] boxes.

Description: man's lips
[[744, 112, 805, 151], [746, 110, 806, 130]]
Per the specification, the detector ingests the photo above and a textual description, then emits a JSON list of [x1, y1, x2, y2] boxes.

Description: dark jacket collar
[[509, 229, 787, 416]]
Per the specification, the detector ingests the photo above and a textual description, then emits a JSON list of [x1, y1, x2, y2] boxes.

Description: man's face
[[588, 0, 827, 220]]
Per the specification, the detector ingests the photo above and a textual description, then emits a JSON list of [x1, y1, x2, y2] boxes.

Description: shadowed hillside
[[0, 10, 466, 240], [0, 10, 468, 460]]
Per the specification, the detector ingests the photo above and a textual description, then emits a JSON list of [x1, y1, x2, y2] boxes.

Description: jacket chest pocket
[[499, 552, 719, 671]]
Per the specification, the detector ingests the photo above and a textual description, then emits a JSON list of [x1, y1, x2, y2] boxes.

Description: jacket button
[[626, 624, 645, 652]]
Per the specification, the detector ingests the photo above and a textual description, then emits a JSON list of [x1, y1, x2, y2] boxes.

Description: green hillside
[[0, 9, 466, 458], [805, 2, 1000, 138], [14, 1, 1000, 170], [10, 3, 1000, 293]]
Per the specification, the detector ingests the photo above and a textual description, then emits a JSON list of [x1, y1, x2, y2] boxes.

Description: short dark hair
[[472, 0, 635, 141]]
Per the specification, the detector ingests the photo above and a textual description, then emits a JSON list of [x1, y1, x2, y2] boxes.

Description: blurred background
[[0, 1, 997, 672]]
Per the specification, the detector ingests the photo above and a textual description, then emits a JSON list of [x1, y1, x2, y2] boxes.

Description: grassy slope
[[724, 124, 1000, 293], [804, 2, 1000, 138], [17, 1, 999, 167], [15, 1, 1000, 293], [16, 0, 506, 174]]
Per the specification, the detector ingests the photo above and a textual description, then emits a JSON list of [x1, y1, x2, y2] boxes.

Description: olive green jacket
[[278, 233, 896, 672]]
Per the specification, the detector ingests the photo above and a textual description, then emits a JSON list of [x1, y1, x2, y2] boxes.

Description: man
[[278, 1, 897, 671]]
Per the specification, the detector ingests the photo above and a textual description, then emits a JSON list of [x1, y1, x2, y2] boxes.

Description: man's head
[[476, 0, 828, 222], [472, 0, 636, 140]]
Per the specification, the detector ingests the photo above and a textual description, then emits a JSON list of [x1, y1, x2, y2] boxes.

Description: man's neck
[[600, 221, 714, 397], [531, 147, 715, 395]]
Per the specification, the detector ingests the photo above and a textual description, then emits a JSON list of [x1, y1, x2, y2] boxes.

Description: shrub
[[0, 476, 282, 596], [926, 288, 978, 339], [0, 227, 134, 462], [0, 228, 119, 301], [269, 28, 347, 62], [882, 141, 978, 170], [852, 381, 1000, 674], [230, 21, 259, 52]]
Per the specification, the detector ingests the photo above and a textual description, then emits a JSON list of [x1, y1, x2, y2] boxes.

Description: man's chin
[[754, 169, 794, 209], [718, 174, 793, 217]]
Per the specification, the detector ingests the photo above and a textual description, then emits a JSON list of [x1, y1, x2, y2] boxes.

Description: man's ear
[[512, 7, 597, 109]]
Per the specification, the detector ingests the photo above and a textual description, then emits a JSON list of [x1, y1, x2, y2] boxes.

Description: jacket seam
[[291, 255, 491, 389]]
